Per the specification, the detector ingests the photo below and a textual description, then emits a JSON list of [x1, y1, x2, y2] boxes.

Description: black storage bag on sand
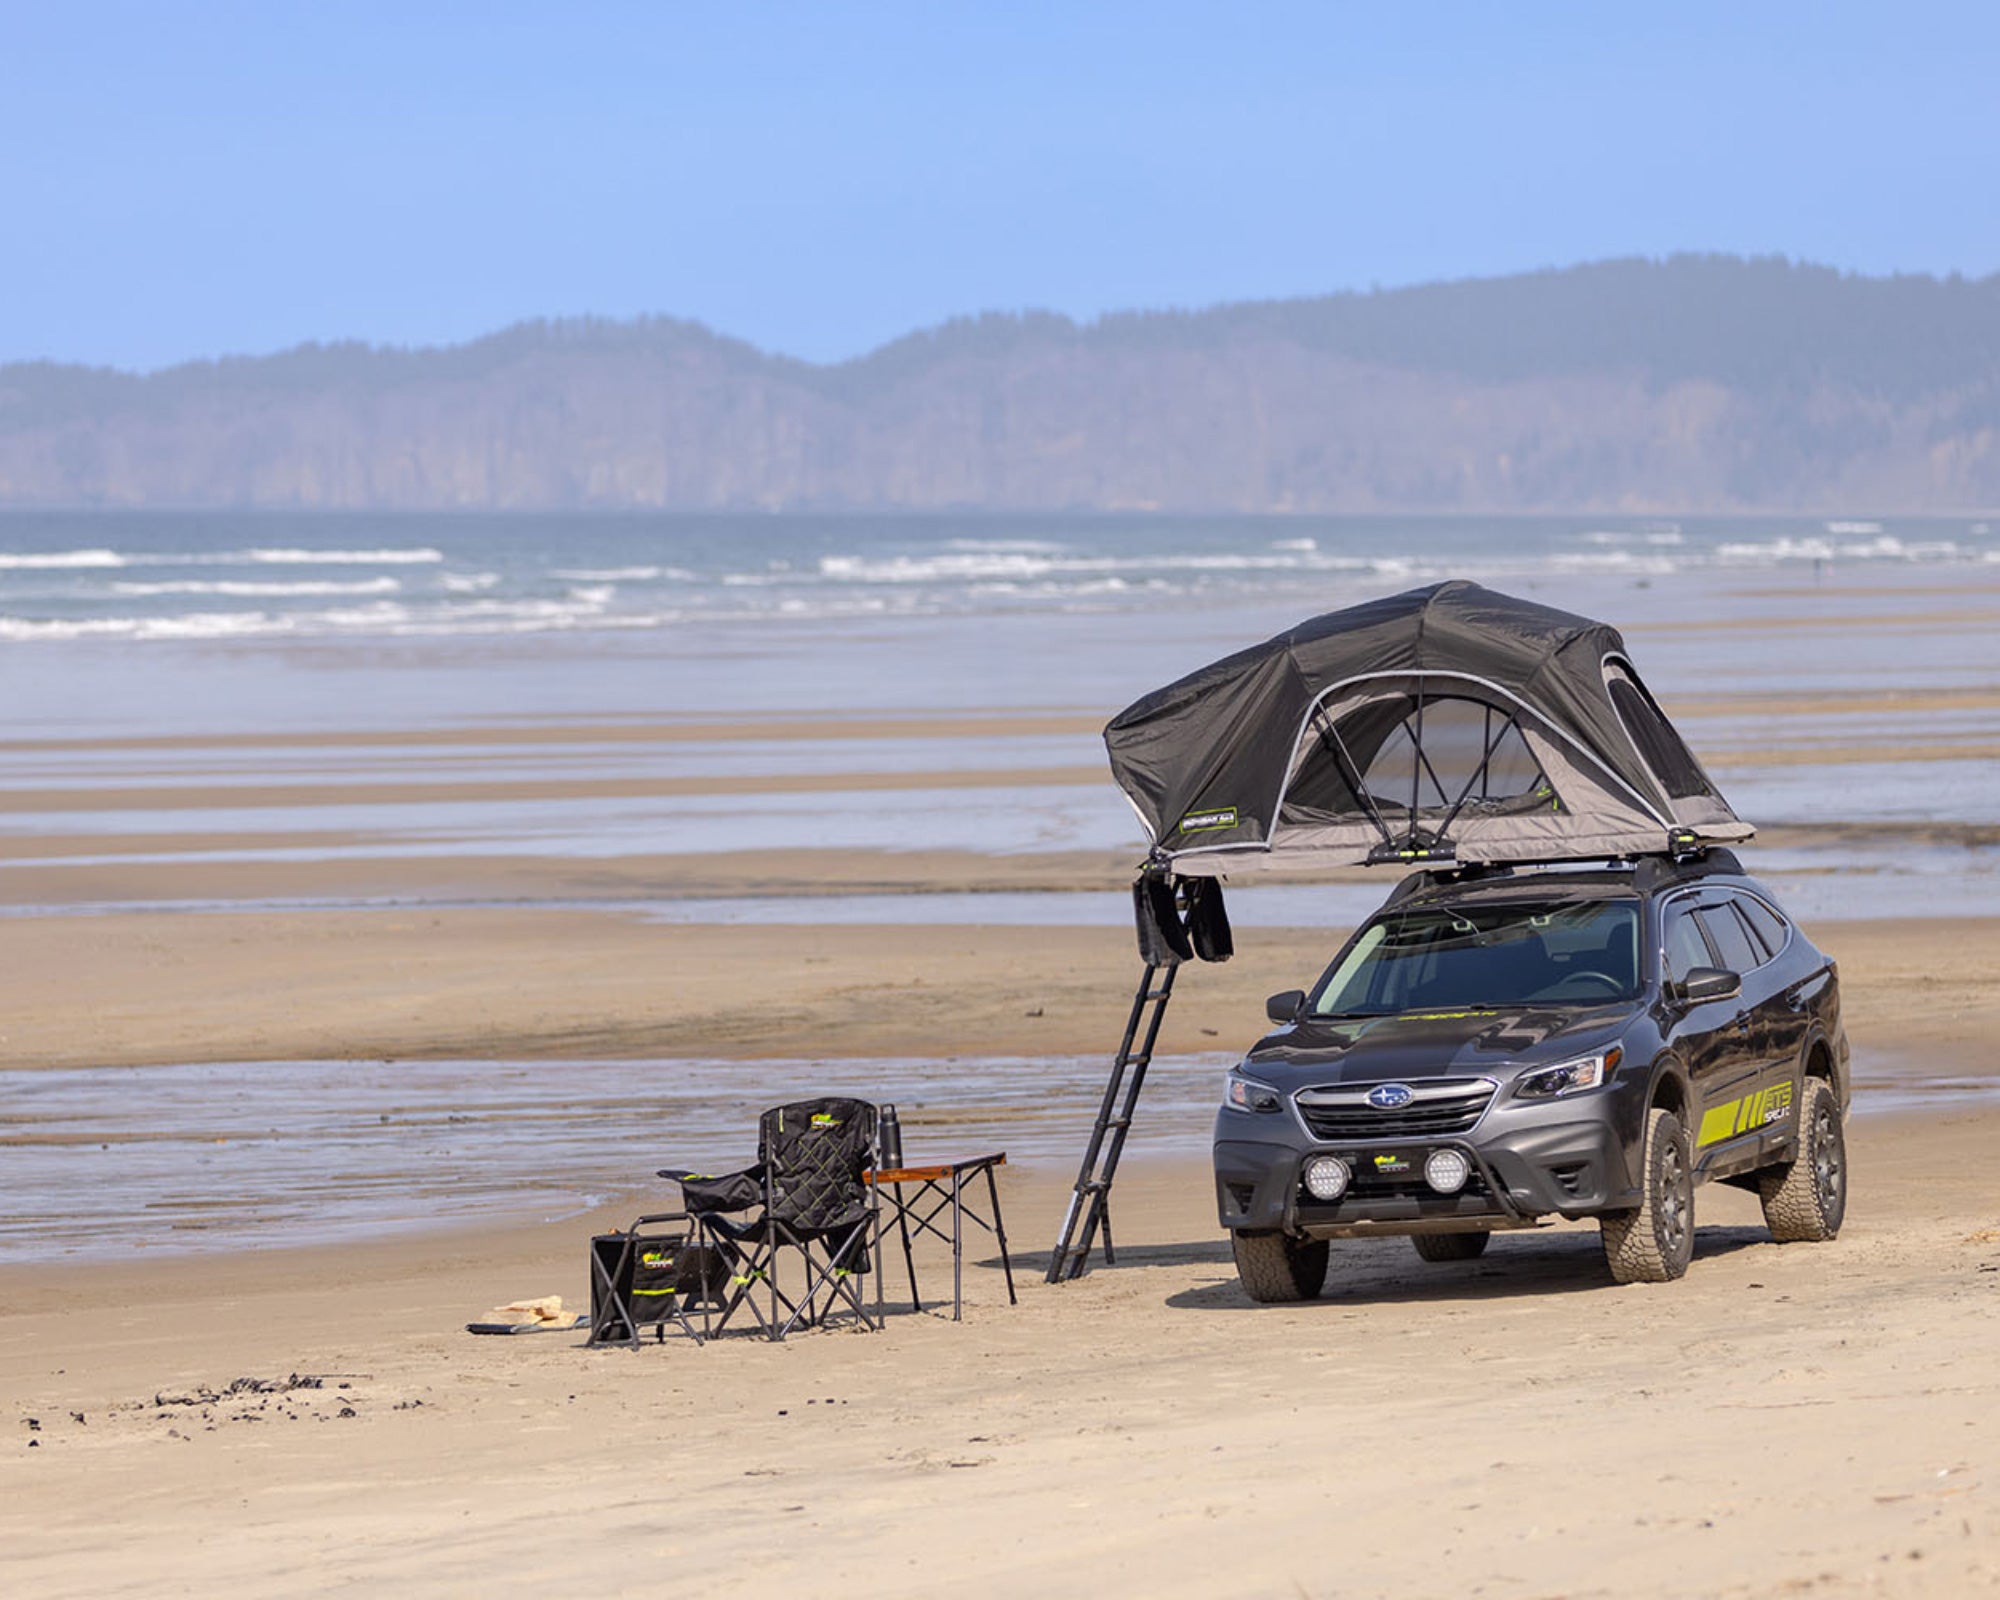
[[627, 1238, 728, 1321]]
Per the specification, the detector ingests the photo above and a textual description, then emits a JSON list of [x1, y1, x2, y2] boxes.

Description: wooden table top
[[866, 1152, 1007, 1184]]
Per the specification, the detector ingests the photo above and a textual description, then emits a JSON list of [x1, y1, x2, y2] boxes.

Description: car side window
[[1697, 901, 1762, 975], [1736, 894, 1789, 957], [1662, 903, 1712, 982]]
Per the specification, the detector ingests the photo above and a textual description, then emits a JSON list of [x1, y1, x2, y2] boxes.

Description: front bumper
[[1215, 1091, 1644, 1235]]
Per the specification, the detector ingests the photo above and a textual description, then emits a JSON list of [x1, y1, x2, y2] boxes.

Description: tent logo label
[[1179, 805, 1239, 833]]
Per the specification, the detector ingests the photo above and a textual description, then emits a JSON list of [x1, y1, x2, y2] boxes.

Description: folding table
[[866, 1152, 1016, 1320]]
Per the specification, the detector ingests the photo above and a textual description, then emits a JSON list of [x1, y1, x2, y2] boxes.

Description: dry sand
[[2, 905, 1998, 1597], [1, 901, 1996, 1070], [0, 1114, 1995, 1598]]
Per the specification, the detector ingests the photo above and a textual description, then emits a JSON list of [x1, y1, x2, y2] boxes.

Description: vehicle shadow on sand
[[1156, 1223, 1772, 1311], [984, 1239, 1236, 1280]]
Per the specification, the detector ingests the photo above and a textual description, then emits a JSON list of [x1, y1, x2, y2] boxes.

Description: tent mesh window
[[1605, 664, 1714, 801], [1283, 694, 1559, 828]]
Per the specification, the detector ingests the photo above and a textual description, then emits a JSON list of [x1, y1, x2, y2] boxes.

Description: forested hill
[[3, 256, 1996, 512]]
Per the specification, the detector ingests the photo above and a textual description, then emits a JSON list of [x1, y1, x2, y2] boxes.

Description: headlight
[[1303, 1155, 1351, 1200], [1515, 1046, 1624, 1099], [1225, 1072, 1282, 1113]]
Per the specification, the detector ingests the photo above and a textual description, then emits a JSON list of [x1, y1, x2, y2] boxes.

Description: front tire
[[1232, 1230, 1330, 1302], [1601, 1106, 1695, 1284], [1412, 1231, 1489, 1263], [1759, 1077, 1846, 1242]]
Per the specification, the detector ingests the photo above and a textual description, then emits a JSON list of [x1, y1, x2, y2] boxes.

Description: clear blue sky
[[3, 1, 1995, 371]]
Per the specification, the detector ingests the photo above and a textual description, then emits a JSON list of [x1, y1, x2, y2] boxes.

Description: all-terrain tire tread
[[1759, 1076, 1844, 1243], [1232, 1231, 1330, 1302], [1601, 1106, 1692, 1284]]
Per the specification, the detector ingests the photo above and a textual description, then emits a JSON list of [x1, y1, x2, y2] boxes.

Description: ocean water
[[2, 510, 1997, 911], [0, 509, 1994, 647], [4, 509, 1999, 743]]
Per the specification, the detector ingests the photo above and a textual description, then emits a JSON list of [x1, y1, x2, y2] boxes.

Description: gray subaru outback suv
[[1214, 850, 1849, 1298]]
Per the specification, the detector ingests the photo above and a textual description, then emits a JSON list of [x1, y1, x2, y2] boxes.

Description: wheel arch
[[1798, 1025, 1848, 1108], [1646, 1052, 1692, 1122]]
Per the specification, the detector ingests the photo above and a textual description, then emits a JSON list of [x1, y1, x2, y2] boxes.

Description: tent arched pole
[[1273, 669, 1676, 839]]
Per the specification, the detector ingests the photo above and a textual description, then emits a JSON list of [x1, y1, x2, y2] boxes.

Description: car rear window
[[1697, 902, 1764, 975], [1736, 894, 1789, 957]]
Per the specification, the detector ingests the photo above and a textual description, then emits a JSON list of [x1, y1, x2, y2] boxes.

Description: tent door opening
[[1285, 683, 1564, 865]]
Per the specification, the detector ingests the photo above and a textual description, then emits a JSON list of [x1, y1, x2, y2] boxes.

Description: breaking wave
[[110, 578, 403, 597], [0, 548, 126, 569], [240, 547, 444, 564], [4, 514, 1992, 645], [1715, 534, 1967, 564], [0, 544, 442, 570], [816, 549, 1420, 584]]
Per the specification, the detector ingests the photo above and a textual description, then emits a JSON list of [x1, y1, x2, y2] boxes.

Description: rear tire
[[1232, 1230, 1330, 1303], [1601, 1106, 1695, 1284], [1412, 1231, 1490, 1263], [1759, 1077, 1846, 1242]]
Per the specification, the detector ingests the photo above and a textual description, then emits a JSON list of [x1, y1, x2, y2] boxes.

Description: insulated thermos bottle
[[879, 1103, 903, 1169]]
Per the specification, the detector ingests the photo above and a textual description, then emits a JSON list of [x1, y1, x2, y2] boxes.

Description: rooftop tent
[[1106, 580, 1750, 874]]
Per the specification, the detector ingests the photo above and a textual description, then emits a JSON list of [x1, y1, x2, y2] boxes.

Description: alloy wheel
[[1813, 1100, 1843, 1214], [1657, 1139, 1690, 1257]]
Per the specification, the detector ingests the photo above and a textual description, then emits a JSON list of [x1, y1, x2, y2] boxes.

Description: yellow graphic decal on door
[[1697, 1081, 1795, 1148]]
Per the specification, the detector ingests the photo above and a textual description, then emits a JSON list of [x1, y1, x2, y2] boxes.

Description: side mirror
[[1677, 966, 1742, 1006], [1266, 989, 1307, 1024]]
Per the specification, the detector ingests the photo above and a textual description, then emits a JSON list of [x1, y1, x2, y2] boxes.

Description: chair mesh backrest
[[759, 1098, 878, 1230]]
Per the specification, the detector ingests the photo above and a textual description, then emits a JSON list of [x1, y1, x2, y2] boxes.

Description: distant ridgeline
[[2, 255, 1997, 512]]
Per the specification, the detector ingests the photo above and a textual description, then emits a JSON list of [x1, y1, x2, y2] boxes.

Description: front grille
[[1294, 1078, 1495, 1140]]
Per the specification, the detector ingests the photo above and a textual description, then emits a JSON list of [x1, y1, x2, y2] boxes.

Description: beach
[[4, 515, 2000, 1595], [1, 915, 1996, 1598]]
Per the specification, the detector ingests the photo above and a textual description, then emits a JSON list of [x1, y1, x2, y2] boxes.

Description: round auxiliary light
[[1303, 1155, 1351, 1201], [1424, 1148, 1471, 1194]]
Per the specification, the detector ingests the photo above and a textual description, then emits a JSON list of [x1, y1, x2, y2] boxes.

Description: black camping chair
[[659, 1097, 882, 1341]]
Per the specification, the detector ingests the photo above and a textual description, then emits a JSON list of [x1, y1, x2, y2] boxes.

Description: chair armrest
[[657, 1164, 766, 1214]]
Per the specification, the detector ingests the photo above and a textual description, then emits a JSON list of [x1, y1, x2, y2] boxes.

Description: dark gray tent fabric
[[1106, 581, 1749, 872]]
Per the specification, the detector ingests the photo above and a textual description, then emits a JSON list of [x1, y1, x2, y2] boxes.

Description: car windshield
[[1312, 897, 1642, 1015]]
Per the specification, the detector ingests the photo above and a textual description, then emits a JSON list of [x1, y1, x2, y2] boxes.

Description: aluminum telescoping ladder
[[1044, 960, 1179, 1282]]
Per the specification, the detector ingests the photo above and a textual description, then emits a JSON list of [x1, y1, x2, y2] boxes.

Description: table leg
[[872, 1181, 884, 1331], [984, 1162, 1017, 1306], [952, 1170, 965, 1321], [895, 1188, 921, 1312]]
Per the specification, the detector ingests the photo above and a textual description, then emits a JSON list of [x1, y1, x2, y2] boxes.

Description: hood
[[1242, 1003, 1634, 1088]]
